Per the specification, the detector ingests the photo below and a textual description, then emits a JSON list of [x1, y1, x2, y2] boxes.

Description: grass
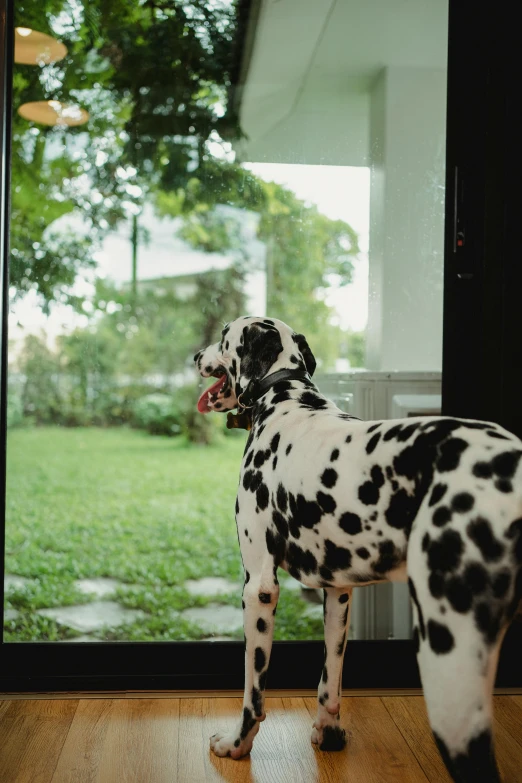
[[4, 426, 324, 642]]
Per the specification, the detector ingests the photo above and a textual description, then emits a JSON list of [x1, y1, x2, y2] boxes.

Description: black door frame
[[1, 0, 521, 692], [442, 1, 522, 434]]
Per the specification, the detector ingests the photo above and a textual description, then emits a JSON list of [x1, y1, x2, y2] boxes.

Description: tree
[[11, 0, 240, 305], [157, 168, 360, 368], [11, 0, 363, 370], [18, 333, 62, 423]]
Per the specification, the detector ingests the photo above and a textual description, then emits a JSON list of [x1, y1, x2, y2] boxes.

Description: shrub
[[7, 388, 24, 428], [131, 393, 181, 436], [131, 385, 219, 444], [174, 384, 220, 445]]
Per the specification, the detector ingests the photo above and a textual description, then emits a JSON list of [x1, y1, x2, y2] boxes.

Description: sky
[[8, 162, 370, 349], [244, 163, 370, 331]]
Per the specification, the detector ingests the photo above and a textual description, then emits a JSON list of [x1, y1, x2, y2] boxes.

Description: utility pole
[[131, 213, 138, 306]]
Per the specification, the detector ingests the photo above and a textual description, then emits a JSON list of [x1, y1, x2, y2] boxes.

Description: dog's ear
[[241, 324, 283, 381], [293, 333, 316, 376]]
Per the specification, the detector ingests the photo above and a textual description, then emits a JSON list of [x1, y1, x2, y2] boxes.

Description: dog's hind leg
[[311, 586, 352, 751], [407, 565, 505, 783], [210, 556, 279, 759]]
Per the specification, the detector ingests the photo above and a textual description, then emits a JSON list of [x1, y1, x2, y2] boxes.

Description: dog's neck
[[238, 369, 312, 409], [227, 369, 321, 431]]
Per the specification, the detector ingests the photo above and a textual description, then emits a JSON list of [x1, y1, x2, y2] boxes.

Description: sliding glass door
[[1, 0, 519, 690]]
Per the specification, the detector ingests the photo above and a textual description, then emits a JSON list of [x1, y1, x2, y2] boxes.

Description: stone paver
[[60, 635, 100, 643], [181, 603, 243, 633], [184, 577, 240, 597], [4, 608, 20, 622], [37, 601, 146, 633], [202, 635, 236, 642], [74, 578, 122, 598], [4, 575, 33, 592]]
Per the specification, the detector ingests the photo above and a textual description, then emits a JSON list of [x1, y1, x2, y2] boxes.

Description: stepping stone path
[[37, 601, 146, 634], [4, 574, 33, 592], [185, 577, 240, 597], [75, 578, 124, 598], [4, 575, 144, 638], [60, 635, 101, 643], [181, 603, 243, 634], [4, 573, 320, 639], [182, 578, 242, 639], [202, 635, 236, 642]]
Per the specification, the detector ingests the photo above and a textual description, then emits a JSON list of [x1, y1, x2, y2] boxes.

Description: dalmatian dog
[[194, 316, 522, 783]]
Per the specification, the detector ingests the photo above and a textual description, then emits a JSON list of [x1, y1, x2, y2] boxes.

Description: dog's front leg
[[210, 561, 279, 759], [312, 586, 352, 750]]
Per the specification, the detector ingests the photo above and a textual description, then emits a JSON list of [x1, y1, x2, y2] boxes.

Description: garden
[[4, 0, 363, 642], [4, 426, 327, 642]]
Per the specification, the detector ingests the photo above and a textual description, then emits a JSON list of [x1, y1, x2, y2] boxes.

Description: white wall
[[237, 88, 369, 167], [366, 67, 446, 371]]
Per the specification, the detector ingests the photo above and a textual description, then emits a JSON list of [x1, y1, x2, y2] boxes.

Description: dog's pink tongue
[[197, 375, 226, 413]]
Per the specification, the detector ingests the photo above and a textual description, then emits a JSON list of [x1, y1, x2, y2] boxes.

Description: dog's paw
[[311, 723, 347, 751], [210, 730, 255, 759]]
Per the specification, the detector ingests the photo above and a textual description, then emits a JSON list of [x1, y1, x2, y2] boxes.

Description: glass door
[[1, 0, 456, 689]]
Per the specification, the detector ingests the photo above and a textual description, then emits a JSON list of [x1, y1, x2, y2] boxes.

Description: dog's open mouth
[[197, 370, 227, 413]]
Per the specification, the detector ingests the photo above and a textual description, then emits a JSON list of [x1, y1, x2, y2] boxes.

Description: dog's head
[[194, 316, 316, 413]]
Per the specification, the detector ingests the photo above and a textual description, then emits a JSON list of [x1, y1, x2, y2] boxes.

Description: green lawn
[[4, 427, 323, 642]]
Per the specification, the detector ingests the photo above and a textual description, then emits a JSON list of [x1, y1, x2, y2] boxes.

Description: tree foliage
[[11, 0, 364, 370], [11, 0, 240, 303]]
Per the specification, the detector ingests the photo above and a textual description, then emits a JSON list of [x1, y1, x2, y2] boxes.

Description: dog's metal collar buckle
[[236, 391, 254, 411]]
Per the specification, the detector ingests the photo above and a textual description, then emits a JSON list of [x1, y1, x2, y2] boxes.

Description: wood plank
[[249, 697, 329, 781], [93, 698, 180, 783], [202, 696, 368, 782], [1, 699, 78, 719], [179, 696, 317, 782], [384, 695, 522, 783], [0, 699, 11, 718], [303, 696, 430, 783], [0, 695, 520, 783], [0, 699, 78, 783], [493, 696, 522, 750], [50, 699, 114, 782], [177, 696, 228, 782], [381, 696, 452, 783], [493, 712, 522, 783]]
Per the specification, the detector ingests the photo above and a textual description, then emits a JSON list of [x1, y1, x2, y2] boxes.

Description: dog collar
[[239, 369, 312, 409], [226, 369, 311, 431]]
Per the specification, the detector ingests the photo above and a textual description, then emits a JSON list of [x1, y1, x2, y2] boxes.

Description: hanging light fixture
[[14, 28, 88, 127], [14, 27, 68, 66], [18, 100, 89, 127]]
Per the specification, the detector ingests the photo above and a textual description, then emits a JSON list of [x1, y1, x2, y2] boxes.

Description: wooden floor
[[1, 694, 522, 782]]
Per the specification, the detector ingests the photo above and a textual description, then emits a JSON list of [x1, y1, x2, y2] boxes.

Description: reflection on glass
[[4, 0, 447, 643]]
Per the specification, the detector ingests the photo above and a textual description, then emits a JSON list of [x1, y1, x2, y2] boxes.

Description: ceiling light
[[18, 100, 89, 127], [15, 27, 68, 66]]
